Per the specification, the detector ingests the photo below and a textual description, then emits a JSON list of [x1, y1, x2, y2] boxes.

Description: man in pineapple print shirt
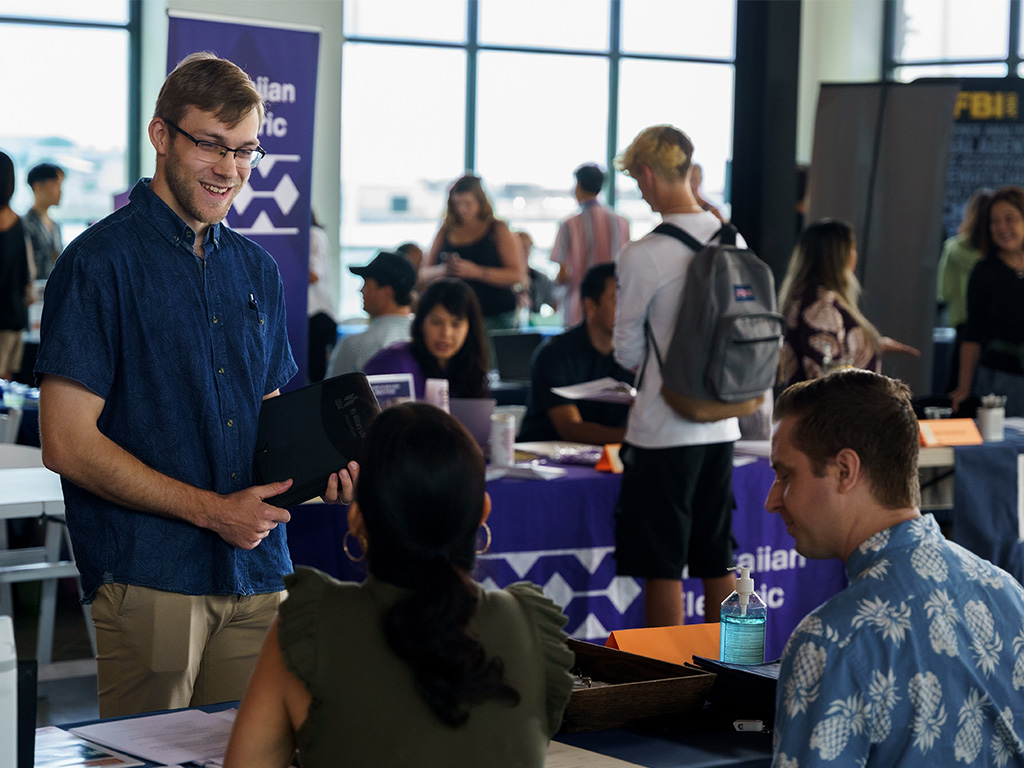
[[767, 370, 1024, 767]]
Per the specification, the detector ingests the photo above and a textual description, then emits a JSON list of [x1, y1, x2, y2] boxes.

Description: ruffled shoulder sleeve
[[505, 582, 575, 736], [278, 566, 334, 691]]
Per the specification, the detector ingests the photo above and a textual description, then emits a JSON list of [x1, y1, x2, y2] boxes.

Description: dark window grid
[[884, 0, 1024, 79], [342, 0, 736, 208], [0, 0, 141, 180]]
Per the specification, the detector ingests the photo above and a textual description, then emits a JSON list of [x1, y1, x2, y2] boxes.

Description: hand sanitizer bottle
[[719, 567, 767, 664]]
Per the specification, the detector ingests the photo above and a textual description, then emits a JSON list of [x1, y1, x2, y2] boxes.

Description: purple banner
[[168, 14, 320, 389]]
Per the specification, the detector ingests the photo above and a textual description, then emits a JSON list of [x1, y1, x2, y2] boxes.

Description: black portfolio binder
[[253, 373, 381, 508]]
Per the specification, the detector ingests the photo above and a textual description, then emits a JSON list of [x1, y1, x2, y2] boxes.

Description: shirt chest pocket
[[242, 306, 269, 365]]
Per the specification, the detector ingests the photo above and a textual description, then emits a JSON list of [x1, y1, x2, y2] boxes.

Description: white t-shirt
[[308, 225, 336, 319], [613, 211, 743, 449]]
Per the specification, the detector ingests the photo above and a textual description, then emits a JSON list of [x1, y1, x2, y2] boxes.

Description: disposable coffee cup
[[489, 412, 516, 467], [978, 406, 1005, 442], [423, 378, 450, 413]]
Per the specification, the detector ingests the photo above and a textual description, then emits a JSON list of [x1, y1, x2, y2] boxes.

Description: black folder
[[253, 373, 381, 508]]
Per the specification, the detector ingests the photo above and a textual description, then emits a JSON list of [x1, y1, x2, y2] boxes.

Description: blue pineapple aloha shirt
[[773, 515, 1024, 767]]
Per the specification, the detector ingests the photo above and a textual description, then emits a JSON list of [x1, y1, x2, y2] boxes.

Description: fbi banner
[[944, 78, 1024, 239], [168, 13, 321, 389]]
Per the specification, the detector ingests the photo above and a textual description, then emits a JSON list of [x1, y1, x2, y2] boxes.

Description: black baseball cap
[[349, 250, 417, 295]]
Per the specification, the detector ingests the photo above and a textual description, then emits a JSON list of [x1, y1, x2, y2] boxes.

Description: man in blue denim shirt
[[767, 371, 1024, 767], [36, 53, 356, 718]]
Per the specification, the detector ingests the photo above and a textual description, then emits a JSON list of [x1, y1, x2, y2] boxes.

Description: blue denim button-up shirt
[[36, 179, 297, 600]]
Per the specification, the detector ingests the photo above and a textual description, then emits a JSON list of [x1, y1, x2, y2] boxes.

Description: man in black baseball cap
[[326, 250, 418, 376]]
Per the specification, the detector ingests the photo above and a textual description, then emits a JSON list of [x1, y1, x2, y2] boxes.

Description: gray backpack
[[643, 223, 784, 422]]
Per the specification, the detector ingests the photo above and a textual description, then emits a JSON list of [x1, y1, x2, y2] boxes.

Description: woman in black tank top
[[420, 175, 526, 330], [0, 150, 32, 381]]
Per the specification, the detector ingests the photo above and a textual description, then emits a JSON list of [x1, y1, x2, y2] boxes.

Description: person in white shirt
[[307, 214, 337, 382], [326, 250, 417, 377], [612, 125, 744, 627]]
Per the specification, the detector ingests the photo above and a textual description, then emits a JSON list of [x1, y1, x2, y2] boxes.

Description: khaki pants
[[91, 583, 282, 718]]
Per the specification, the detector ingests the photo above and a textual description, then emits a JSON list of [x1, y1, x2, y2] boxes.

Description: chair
[[0, 445, 96, 665]]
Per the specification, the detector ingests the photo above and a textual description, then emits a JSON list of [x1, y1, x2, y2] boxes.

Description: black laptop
[[253, 373, 381, 507], [490, 331, 544, 384]]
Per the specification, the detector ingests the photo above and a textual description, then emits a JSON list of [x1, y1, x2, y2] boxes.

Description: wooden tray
[[560, 639, 717, 733]]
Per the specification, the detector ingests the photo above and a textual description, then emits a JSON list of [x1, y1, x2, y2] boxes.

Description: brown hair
[[774, 370, 921, 509], [960, 187, 993, 251], [442, 174, 495, 232], [778, 219, 880, 353], [979, 185, 1024, 258], [154, 52, 265, 128]]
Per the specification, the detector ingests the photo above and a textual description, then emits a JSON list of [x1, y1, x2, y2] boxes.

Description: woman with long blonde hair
[[778, 219, 918, 388]]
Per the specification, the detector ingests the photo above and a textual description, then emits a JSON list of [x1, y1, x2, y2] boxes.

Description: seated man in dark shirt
[[519, 263, 633, 444]]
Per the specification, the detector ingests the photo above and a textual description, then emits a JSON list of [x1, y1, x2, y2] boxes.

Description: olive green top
[[279, 567, 574, 768], [937, 234, 982, 328]]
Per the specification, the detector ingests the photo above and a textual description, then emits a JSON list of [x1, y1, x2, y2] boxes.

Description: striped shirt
[[550, 200, 630, 326]]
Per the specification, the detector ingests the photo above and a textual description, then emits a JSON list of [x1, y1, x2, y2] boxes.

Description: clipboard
[[253, 373, 381, 507]]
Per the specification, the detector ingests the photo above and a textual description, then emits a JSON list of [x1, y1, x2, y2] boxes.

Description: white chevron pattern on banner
[[231, 210, 299, 236], [572, 614, 610, 640], [253, 154, 302, 178], [233, 173, 301, 218], [479, 546, 616, 579]]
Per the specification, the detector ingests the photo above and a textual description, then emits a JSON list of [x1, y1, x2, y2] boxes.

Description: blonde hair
[[614, 125, 693, 182], [779, 219, 880, 349]]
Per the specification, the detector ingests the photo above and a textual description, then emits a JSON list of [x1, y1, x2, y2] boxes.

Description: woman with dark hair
[[364, 278, 489, 399], [419, 174, 526, 331], [951, 185, 1024, 416], [225, 403, 574, 768], [0, 150, 32, 381], [778, 219, 918, 388]]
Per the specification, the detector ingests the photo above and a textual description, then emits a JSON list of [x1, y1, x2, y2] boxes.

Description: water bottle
[[719, 567, 767, 665]]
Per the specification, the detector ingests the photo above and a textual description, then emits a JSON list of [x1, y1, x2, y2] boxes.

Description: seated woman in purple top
[[365, 278, 489, 399]]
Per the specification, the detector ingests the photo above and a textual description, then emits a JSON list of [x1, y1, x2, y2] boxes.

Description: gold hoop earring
[[476, 522, 492, 555], [343, 530, 366, 563]]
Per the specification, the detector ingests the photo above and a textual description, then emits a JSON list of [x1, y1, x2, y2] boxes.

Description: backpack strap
[[652, 222, 704, 251], [653, 221, 740, 249]]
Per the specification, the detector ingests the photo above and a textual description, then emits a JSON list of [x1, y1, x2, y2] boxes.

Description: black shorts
[[614, 441, 736, 580]]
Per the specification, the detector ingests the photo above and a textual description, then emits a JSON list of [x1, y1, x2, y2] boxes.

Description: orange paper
[[918, 418, 983, 447], [606, 623, 721, 665], [594, 443, 624, 473]]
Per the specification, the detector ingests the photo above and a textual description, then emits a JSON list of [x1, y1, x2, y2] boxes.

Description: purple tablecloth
[[286, 458, 848, 659]]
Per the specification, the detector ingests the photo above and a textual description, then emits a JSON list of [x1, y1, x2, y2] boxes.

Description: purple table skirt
[[286, 458, 847, 658]]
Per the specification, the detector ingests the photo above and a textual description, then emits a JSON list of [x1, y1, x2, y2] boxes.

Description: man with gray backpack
[[612, 124, 782, 628]]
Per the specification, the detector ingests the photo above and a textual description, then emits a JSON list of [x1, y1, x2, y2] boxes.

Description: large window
[[339, 0, 738, 320], [888, 0, 1018, 81], [0, 3, 136, 245]]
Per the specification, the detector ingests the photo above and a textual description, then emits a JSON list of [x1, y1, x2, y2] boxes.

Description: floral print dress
[[779, 283, 879, 389]]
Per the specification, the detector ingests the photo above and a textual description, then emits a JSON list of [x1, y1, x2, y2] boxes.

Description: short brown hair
[[154, 52, 265, 128], [774, 370, 920, 509]]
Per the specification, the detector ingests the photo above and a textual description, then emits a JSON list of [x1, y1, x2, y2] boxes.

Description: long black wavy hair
[[355, 402, 519, 726], [409, 278, 489, 398]]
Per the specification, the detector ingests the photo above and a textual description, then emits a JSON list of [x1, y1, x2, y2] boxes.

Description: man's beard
[[164, 142, 238, 227]]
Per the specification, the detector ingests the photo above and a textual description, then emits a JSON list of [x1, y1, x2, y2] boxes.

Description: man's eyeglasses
[[162, 119, 266, 169]]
